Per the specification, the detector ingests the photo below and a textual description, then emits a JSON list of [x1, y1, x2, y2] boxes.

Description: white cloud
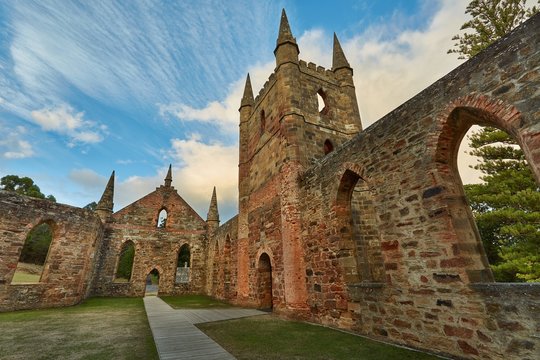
[[0, 125, 35, 159], [168, 135, 238, 214], [30, 104, 107, 146], [107, 135, 238, 220], [164, 0, 482, 184], [159, 61, 274, 133], [69, 168, 107, 190]]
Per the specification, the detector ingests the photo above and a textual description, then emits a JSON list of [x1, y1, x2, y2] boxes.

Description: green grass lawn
[[160, 294, 233, 308], [10, 271, 40, 283], [0, 297, 158, 360], [198, 315, 442, 360]]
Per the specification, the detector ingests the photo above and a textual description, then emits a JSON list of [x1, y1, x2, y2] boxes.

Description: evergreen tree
[[451, 0, 540, 282], [448, 0, 538, 59], [464, 129, 540, 282], [1, 175, 56, 202]]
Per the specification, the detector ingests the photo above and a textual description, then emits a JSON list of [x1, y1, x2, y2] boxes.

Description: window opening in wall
[[114, 241, 135, 282], [176, 244, 190, 284], [260, 110, 266, 134], [157, 209, 168, 228], [11, 222, 53, 284], [317, 89, 328, 114], [336, 170, 385, 284], [145, 269, 160, 296], [456, 123, 540, 282], [324, 139, 334, 155]]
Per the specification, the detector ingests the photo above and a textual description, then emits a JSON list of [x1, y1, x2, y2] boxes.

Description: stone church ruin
[[1, 10, 539, 360]]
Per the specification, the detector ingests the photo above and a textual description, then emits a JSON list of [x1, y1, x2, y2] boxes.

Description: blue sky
[[0, 0, 475, 221]]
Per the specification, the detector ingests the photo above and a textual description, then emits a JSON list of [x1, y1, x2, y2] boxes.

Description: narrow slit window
[[157, 209, 168, 228]]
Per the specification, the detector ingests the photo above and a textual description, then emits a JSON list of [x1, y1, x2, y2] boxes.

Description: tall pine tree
[[451, 0, 540, 282]]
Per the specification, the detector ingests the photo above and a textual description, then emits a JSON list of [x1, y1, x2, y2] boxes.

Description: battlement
[[254, 72, 277, 105], [298, 60, 337, 81]]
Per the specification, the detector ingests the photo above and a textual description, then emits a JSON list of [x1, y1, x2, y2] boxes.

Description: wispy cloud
[[30, 104, 107, 147], [159, 61, 274, 133], [0, 125, 34, 159], [2, 1, 280, 116]]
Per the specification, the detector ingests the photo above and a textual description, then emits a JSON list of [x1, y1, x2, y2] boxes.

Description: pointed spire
[[206, 186, 219, 223], [332, 33, 351, 72], [276, 9, 295, 46], [240, 73, 254, 109], [164, 164, 172, 187], [274, 9, 299, 64], [96, 171, 115, 221]]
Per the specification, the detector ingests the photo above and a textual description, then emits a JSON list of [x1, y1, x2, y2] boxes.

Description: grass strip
[[0, 297, 158, 360], [160, 294, 232, 309], [198, 315, 442, 360]]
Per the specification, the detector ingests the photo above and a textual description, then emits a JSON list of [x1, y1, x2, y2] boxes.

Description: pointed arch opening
[[157, 208, 168, 228], [114, 241, 135, 283], [257, 253, 273, 310], [11, 222, 54, 284], [437, 104, 540, 283], [323, 139, 334, 155], [336, 169, 385, 284], [175, 244, 190, 284], [145, 269, 160, 296], [317, 89, 329, 114]]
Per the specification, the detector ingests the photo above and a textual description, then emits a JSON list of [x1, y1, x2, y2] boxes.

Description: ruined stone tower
[[236, 9, 363, 312]]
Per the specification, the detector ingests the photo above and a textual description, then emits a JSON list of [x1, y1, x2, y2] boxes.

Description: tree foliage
[[451, 2, 540, 282], [84, 201, 98, 211], [19, 223, 53, 265], [1, 175, 56, 202], [116, 243, 135, 280], [448, 0, 539, 59], [464, 129, 540, 282]]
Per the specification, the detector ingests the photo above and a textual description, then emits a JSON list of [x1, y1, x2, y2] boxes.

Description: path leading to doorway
[[143, 296, 265, 360]]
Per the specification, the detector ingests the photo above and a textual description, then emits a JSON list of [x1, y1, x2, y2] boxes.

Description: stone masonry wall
[[298, 15, 540, 360], [91, 185, 207, 297], [0, 191, 103, 311], [207, 216, 238, 300]]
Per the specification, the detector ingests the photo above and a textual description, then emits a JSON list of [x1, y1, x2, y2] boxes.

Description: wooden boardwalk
[[143, 296, 265, 360]]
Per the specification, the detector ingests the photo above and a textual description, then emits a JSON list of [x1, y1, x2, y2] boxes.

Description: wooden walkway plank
[[143, 296, 265, 360]]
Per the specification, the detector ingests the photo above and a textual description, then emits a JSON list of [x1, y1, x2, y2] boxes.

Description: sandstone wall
[[299, 15, 540, 360], [91, 185, 207, 297], [0, 191, 103, 311]]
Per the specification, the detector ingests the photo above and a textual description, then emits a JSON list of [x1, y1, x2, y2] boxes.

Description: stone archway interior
[[257, 253, 272, 310]]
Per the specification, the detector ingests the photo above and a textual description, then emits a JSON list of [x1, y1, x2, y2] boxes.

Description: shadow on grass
[[0, 297, 158, 360], [198, 315, 443, 360], [160, 294, 233, 309]]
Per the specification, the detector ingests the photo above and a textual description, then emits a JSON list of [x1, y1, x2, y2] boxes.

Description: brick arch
[[433, 94, 524, 166], [428, 94, 540, 283], [144, 265, 164, 279]]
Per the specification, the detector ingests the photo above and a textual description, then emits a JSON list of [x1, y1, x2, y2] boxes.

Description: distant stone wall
[[207, 216, 238, 300], [91, 185, 207, 297], [0, 191, 103, 311]]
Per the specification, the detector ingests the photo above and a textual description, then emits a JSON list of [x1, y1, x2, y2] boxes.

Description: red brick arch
[[428, 94, 540, 283]]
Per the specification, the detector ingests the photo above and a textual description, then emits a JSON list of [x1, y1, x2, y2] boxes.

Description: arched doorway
[[145, 269, 160, 296], [257, 253, 273, 310]]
